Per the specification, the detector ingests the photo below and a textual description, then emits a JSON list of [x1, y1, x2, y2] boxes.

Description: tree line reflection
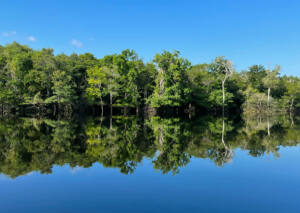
[[0, 114, 299, 178]]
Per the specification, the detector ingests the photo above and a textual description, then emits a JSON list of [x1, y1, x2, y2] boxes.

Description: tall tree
[[0, 42, 33, 105], [102, 66, 121, 113], [86, 66, 107, 114], [283, 76, 300, 111], [187, 64, 211, 108], [148, 51, 191, 107], [209, 57, 234, 109], [247, 65, 267, 92], [24, 48, 56, 104], [263, 66, 280, 108], [46, 69, 76, 113]]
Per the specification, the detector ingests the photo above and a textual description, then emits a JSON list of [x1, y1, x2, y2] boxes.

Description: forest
[[0, 42, 300, 116]]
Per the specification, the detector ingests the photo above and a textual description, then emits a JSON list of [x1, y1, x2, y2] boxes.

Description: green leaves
[[49, 70, 76, 104], [263, 66, 280, 89], [148, 50, 192, 107], [0, 42, 299, 114], [208, 90, 234, 107]]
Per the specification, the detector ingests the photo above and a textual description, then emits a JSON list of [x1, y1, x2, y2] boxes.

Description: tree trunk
[[101, 104, 104, 117], [222, 77, 228, 115], [110, 92, 112, 116], [267, 87, 271, 108], [99, 96, 104, 117], [110, 116, 112, 130], [98, 118, 103, 140], [54, 103, 57, 116], [222, 80, 225, 106], [159, 68, 165, 95], [290, 111, 294, 127], [290, 98, 294, 112], [188, 103, 192, 119]]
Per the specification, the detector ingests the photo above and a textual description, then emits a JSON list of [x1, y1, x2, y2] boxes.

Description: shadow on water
[[0, 112, 299, 179]]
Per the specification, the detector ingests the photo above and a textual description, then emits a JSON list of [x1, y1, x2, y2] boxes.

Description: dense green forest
[[0, 42, 299, 115]]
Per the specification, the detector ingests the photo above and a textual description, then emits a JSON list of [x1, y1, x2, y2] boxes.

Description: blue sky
[[1, 0, 300, 76]]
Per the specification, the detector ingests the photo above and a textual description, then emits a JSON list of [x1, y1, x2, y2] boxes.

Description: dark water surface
[[0, 114, 299, 213]]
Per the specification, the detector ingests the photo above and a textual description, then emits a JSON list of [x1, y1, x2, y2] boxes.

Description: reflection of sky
[[0, 174, 11, 180], [0, 172, 34, 181], [0, 147, 299, 212], [70, 166, 83, 175]]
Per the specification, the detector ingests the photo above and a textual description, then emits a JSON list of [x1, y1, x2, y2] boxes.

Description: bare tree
[[263, 66, 280, 108], [221, 60, 234, 107], [211, 57, 234, 110]]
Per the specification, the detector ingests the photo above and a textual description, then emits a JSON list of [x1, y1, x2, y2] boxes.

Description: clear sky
[[1, 0, 299, 76]]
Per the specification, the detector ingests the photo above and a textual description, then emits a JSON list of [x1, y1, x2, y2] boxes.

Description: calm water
[[0, 114, 299, 213]]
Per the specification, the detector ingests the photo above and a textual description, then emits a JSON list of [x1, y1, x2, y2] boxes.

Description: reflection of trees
[[0, 113, 299, 178], [147, 117, 191, 174], [84, 116, 156, 174], [185, 117, 237, 167], [238, 114, 300, 158], [147, 116, 239, 172], [0, 118, 81, 178]]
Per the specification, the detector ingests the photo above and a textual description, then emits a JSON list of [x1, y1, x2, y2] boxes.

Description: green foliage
[[148, 51, 192, 107], [247, 65, 267, 92], [0, 42, 299, 114], [187, 64, 211, 107], [263, 66, 280, 90], [46, 70, 76, 104], [208, 90, 234, 107], [209, 56, 234, 78], [85, 66, 110, 104]]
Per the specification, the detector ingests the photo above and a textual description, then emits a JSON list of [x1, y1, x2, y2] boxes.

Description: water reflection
[[0, 114, 299, 178]]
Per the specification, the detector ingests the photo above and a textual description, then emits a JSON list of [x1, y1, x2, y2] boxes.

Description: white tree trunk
[[290, 98, 294, 112], [267, 88, 271, 108], [110, 92, 112, 116], [222, 80, 225, 106]]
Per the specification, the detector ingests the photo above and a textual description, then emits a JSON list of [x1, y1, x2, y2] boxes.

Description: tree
[[102, 66, 120, 113], [0, 42, 33, 105], [99, 50, 142, 109], [45, 69, 76, 114], [86, 66, 107, 114], [137, 63, 157, 101], [247, 65, 267, 92], [86, 64, 121, 115], [209, 57, 234, 110], [187, 64, 211, 108], [283, 76, 300, 111], [23, 48, 56, 105], [263, 66, 280, 108], [148, 50, 191, 108], [55, 53, 98, 107]]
